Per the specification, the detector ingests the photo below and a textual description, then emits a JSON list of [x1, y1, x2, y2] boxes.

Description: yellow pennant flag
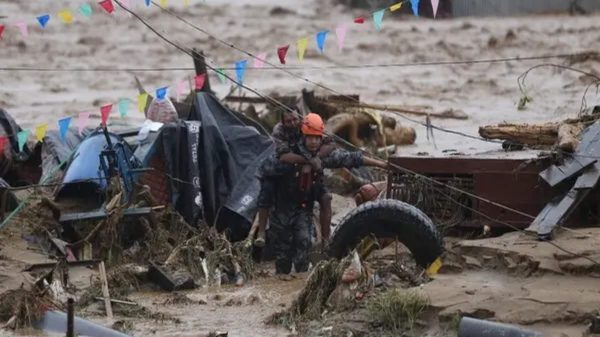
[[160, 0, 168, 7], [183, 0, 190, 6], [138, 93, 149, 113], [58, 10, 74, 24], [297, 37, 308, 62], [426, 257, 443, 277], [35, 124, 48, 142], [390, 2, 403, 11]]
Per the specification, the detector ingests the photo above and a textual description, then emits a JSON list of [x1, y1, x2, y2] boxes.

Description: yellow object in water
[[426, 257, 442, 277]]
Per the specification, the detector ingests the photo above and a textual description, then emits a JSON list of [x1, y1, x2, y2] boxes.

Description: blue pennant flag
[[373, 9, 385, 31], [411, 0, 420, 16], [58, 117, 72, 142], [37, 14, 50, 28], [316, 30, 329, 54], [145, 0, 151, 6], [235, 60, 247, 86], [156, 87, 168, 100], [17, 130, 29, 152]]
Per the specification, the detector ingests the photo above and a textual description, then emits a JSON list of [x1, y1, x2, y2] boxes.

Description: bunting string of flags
[[0, 0, 439, 153], [0, 69, 215, 154], [0, 0, 434, 69]]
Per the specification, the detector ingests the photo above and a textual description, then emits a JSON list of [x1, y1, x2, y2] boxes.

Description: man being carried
[[253, 109, 335, 247], [265, 113, 388, 276]]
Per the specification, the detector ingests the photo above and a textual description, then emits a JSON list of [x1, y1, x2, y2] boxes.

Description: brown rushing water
[[128, 274, 307, 337]]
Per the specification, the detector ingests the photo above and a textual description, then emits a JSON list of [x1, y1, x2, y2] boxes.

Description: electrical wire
[[0, 52, 590, 72]]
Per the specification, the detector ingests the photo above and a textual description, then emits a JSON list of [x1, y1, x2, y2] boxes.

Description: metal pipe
[[66, 298, 74, 337], [458, 317, 542, 337]]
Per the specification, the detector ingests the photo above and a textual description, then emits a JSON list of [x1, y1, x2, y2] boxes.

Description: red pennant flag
[[194, 74, 206, 90], [0, 25, 5, 40], [99, 0, 115, 14], [277, 45, 290, 65], [100, 104, 113, 126], [0, 136, 6, 154], [354, 16, 365, 24]]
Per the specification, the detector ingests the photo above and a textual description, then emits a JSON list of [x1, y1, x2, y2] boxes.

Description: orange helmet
[[301, 113, 325, 136]]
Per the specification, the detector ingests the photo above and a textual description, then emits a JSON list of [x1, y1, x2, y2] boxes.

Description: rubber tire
[[327, 199, 443, 268]]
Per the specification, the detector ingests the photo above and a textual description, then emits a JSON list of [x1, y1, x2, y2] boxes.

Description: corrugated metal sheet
[[452, 0, 600, 17]]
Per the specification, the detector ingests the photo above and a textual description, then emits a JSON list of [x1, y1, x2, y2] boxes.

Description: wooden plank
[[98, 262, 113, 319]]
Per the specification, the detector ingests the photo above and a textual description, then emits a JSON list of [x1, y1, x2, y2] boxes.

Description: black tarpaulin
[[188, 93, 274, 239], [143, 93, 273, 239]]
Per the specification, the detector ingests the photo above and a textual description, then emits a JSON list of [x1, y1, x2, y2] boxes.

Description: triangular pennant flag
[[216, 68, 227, 84], [297, 37, 308, 62], [277, 45, 289, 65], [35, 124, 48, 142], [58, 117, 72, 142], [183, 0, 190, 6], [390, 2, 403, 11], [235, 60, 247, 86], [176, 80, 188, 101], [353, 17, 365, 24], [156, 87, 168, 100], [17, 130, 30, 152], [0, 25, 5, 40], [145, 0, 151, 6], [373, 9, 385, 31], [160, 0, 168, 7], [118, 99, 129, 118], [79, 3, 93, 18], [0, 137, 7, 154], [411, 0, 420, 16], [138, 93, 149, 112], [100, 104, 113, 126], [14, 22, 28, 38], [58, 10, 74, 24], [316, 31, 328, 54], [99, 0, 115, 14], [194, 74, 206, 91], [254, 53, 267, 69], [431, 0, 439, 18], [77, 112, 90, 135], [37, 15, 50, 28], [335, 25, 347, 51]]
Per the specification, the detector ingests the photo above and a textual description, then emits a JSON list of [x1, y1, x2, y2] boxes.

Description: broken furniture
[[530, 120, 600, 240], [386, 155, 558, 229]]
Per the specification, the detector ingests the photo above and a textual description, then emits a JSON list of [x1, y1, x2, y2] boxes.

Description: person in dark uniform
[[263, 113, 388, 276], [253, 110, 335, 247]]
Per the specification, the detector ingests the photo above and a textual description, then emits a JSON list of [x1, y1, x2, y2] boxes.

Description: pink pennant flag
[[14, 21, 28, 38], [100, 104, 113, 126], [335, 25, 347, 51], [176, 80, 188, 102], [431, 0, 439, 18], [99, 0, 115, 14], [77, 112, 90, 135], [194, 74, 206, 91], [254, 53, 267, 69]]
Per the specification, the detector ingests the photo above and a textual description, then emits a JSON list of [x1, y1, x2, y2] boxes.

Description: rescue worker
[[254, 110, 335, 247], [266, 113, 388, 276]]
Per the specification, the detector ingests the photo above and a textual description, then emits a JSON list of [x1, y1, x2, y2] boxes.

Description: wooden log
[[98, 262, 113, 319], [478, 123, 559, 146], [557, 123, 583, 152]]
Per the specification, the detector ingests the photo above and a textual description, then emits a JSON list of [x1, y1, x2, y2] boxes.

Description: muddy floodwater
[[128, 272, 306, 337]]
